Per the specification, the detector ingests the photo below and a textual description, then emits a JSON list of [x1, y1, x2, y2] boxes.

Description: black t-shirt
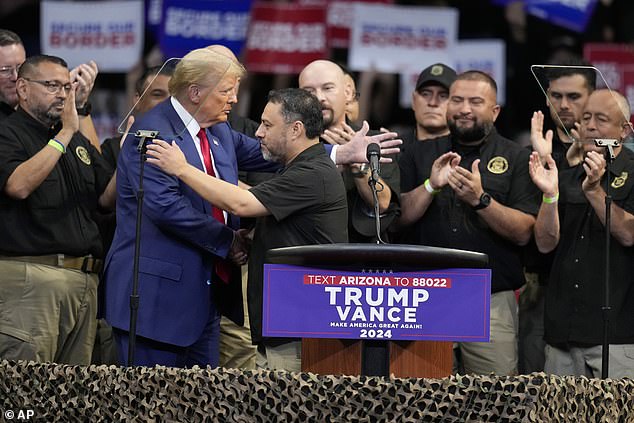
[[0, 107, 113, 257], [0, 101, 14, 122], [545, 148, 634, 346], [247, 143, 348, 343], [100, 136, 121, 172], [399, 128, 540, 293]]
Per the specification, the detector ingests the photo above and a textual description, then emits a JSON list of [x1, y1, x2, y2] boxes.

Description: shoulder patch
[[75, 146, 91, 165]]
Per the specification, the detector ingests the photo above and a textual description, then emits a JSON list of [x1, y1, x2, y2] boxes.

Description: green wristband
[[424, 178, 441, 195], [48, 138, 66, 154], [542, 193, 559, 204]]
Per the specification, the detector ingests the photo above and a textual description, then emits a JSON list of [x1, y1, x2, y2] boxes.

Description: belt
[[0, 254, 103, 274]]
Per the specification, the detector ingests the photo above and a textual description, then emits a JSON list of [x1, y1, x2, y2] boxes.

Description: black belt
[[0, 254, 103, 274]]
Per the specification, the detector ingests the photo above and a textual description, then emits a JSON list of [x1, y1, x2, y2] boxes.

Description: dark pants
[[114, 311, 221, 368]]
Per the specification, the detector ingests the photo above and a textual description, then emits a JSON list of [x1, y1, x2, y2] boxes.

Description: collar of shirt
[[170, 96, 200, 141], [170, 96, 218, 175]]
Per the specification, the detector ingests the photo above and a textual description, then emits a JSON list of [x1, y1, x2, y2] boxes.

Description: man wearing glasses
[[0, 29, 25, 120], [0, 29, 100, 151], [0, 55, 115, 364]]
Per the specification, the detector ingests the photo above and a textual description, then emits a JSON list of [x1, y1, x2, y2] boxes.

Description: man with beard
[[0, 29, 101, 152], [0, 55, 116, 364], [529, 89, 634, 378], [399, 70, 539, 375], [519, 60, 596, 374], [299, 60, 400, 242], [146, 88, 348, 371]]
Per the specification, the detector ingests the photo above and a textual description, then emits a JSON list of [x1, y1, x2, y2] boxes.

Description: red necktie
[[198, 128, 232, 283]]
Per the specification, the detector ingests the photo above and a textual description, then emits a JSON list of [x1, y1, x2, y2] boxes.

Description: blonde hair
[[168, 48, 245, 97]]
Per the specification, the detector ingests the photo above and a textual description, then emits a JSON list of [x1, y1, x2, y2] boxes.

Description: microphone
[[366, 143, 381, 183]]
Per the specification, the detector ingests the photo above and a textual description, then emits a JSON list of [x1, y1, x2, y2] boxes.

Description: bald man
[[299, 60, 400, 243]]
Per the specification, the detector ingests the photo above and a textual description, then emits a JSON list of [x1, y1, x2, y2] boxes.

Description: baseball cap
[[415, 63, 457, 91]]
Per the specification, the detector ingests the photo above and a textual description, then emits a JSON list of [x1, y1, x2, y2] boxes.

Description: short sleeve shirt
[[545, 148, 634, 345], [0, 107, 113, 257], [399, 128, 540, 292], [247, 143, 348, 342]]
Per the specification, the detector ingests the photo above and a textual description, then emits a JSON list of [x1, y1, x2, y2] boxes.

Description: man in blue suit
[[104, 49, 272, 367], [105, 47, 402, 368]]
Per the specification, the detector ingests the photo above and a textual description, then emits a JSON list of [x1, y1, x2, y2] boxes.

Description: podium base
[[302, 338, 452, 378]]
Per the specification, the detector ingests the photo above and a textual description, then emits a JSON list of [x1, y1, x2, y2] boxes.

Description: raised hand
[[61, 82, 79, 134], [582, 150, 606, 193], [323, 122, 356, 145], [429, 152, 461, 190], [566, 122, 584, 166], [71, 60, 98, 108], [530, 111, 554, 161], [448, 159, 484, 207], [336, 121, 402, 164], [528, 151, 558, 197]]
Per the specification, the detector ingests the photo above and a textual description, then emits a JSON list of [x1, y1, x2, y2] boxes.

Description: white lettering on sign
[[164, 8, 249, 40], [247, 22, 325, 52]]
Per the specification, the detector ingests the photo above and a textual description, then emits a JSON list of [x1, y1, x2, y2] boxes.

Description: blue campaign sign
[[525, 0, 598, 32], [159, 0, 253, 58], [262, 265, 491, 342]]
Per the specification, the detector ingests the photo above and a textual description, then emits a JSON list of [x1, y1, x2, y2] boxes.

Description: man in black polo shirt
[[299, 60, 400, 243], [146, 88, 348, 372], [529, 88, 634, 378], [520, 61, 596, 373], [0, 55, 115, 364], [399, 70, 539, 375]]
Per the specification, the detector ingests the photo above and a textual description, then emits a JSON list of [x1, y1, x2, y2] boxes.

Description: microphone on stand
[[367, 143, 381, 184], [365, 143, 384, 244]]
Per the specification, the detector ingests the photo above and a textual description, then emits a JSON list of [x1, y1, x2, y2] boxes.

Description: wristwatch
[[76, 102, 92, 116], [472, 192, 492, 210]]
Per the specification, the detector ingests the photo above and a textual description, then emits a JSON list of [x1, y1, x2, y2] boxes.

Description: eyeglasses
[[23, 78, 72, 94], [0, 65, 20, 78]]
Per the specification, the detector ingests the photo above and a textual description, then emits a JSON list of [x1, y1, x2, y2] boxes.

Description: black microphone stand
[[128, 129, 159, 366], [368, 175, 386, 245], [595, 138, 618, 379]]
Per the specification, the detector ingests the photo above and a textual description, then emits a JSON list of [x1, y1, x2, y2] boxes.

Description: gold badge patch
[[75, 146, 91, 165], [611, 171, 628, 188], [487, 156, 508, 174], [430, 65, 444, 76]]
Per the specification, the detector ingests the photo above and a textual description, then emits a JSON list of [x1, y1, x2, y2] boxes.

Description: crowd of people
[[0, 26, 633, 380]]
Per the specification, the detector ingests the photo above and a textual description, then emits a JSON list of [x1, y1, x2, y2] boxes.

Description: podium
[[266, 243, 488, 378]]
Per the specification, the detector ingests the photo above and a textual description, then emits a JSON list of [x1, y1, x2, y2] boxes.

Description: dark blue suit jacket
[[103, 99, 277, 347]]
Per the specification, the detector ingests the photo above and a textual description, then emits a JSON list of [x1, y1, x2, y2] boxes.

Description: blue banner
[[526, 0, 598, 32], [159, 0, 252, 58], [262, 265, 491, 342]]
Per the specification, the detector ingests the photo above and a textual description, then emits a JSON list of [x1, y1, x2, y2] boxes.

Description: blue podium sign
[[262, 264, 491, 342]]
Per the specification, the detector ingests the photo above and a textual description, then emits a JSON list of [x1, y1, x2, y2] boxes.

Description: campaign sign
[[525, 0, 598, 33], [348, 4, 457, 74], [262, 265, 490, 342], [41, 0, 144, 72], [159, 0, 252, 59], [244, 3, 328, 74]]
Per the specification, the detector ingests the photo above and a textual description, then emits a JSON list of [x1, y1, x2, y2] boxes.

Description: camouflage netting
[[1, 360, 633, 422]]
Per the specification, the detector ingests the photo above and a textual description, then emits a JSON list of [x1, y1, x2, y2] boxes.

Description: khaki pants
[[256, 341, 302, 373], [0, 260, 98, 364], [218, 265, 257, 369], [545, 343, 634, 379], [455, 290, 518, 375]]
